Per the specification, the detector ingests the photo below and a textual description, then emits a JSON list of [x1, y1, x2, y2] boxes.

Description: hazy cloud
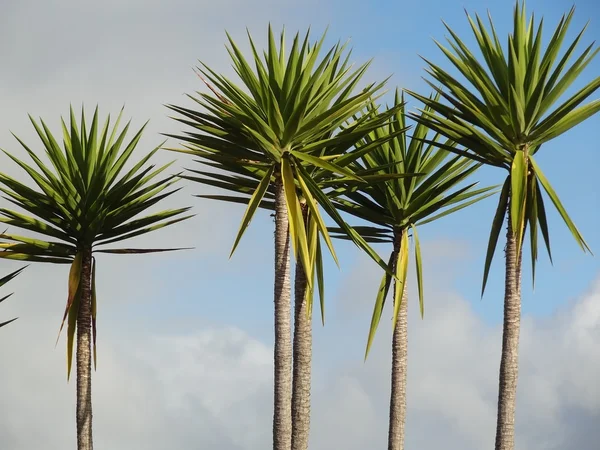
[[1, 243, 599, 449]]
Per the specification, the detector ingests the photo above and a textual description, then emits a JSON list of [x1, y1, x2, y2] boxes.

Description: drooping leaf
[[391, 230, 409, 332], [281, 157, 312, 286], [229, 166, 274, 257], [57, 252, 82, 346], [66, 287, 80, 381], [412, 225, 424, 318], [510, 150, 528, 261], [365, 251, 395, 359], [482, 177, 510, 296], [530, 156, 591, 253]]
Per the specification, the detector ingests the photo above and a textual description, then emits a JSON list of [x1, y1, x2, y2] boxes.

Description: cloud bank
[[1, 248, 599, 450]]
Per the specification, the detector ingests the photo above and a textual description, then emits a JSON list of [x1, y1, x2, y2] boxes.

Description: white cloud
[[2, 241, 599, 450], [310, 249, 600, 450]]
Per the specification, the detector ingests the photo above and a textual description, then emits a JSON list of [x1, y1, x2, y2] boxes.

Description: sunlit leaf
[[391, 231, 409, 332]]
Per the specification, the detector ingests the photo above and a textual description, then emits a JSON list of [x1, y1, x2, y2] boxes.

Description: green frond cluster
[[406, 1, 598, 292], [0, 106, 192, 375], [327, 92, 497, 356], [167, 26, 405, 320]]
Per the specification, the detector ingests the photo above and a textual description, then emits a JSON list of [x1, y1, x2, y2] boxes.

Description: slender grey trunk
[[494, 217, 523, 450], [388, 231, 408, 450], [291, 204, 311, 450], [76, 247, 94, 450], [273, 178, 293, 450]]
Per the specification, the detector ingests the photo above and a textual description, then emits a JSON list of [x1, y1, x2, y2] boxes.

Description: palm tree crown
[[0, 106, 192, 373], [404, 3, 599, 449], [166, 26, 404, 285], [330, 92, 497, 354], [406, 2, 599, 289]]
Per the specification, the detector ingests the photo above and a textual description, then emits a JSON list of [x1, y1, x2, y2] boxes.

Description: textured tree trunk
[[76, 247, 94, 450], [273, 179, 293, 450], [291, 205, 311, 450], [388, 232, 408, 450], [494, 217, 523, 450]]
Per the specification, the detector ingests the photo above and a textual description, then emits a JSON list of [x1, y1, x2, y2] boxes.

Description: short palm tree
[[405, 3, 599, 449], [329, 92, 496, 450], [0, 267, 26, 329], [166, 26, 400, 450], [0, 107, 192, 450]]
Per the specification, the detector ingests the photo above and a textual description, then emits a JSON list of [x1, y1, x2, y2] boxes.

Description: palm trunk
[[273, 178, 293, 450], [494, 217, 523, 450], [291, 204, 311, 450], [76, 247, 94, 450], [388, 231, 408, 450]]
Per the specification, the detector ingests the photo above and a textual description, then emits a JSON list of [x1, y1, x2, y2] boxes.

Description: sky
[[0, 0, 599, 449]]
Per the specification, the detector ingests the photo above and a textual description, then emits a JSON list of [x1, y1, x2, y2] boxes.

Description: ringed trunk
[[76, 247, 94, 450], [291, 204, 312, 450], [273, 178, 293, 450], [494, 217, 523, 450], [388, 232, 409, 450]]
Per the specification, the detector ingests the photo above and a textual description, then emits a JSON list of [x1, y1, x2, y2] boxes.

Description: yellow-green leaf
[[391, 230, 409, 332], [510, 150, 528, 261], [57, 252, 82, 345], [66, 289, 80, 381], [296, 170, 339, 267], [365, 251, 395, 360], [482, 177, 510, 296], [281, 157, 312, 286], [412, 224, 424, 318]]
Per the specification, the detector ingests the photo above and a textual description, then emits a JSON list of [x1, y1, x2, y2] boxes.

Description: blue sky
[[146, 0, 599, 328], [102, 0, 600, 366], [312, 0, 600, 319]]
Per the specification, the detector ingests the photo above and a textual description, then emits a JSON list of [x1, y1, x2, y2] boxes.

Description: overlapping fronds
[[0, 106, 192, 375], [167, 26, 404, 309], [406, 1, 598, 292], [329, 92, 497, 357]]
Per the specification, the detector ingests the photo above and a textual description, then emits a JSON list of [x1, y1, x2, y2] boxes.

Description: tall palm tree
[[0, 267, 26, 329], [0, 107, 192, 450], [166, 26, 400, 450], [405, 3, 600, 449], [328, 92, 496, 450]]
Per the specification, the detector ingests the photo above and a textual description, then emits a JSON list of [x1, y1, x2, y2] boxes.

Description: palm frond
[[406, 1, 597, 291], [167, 26, 403, 297], [0, 106, 192, 372]]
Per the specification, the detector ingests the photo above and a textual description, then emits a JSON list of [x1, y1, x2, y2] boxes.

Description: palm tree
[[166, 26, 400, 450], [0, 267, 26, 329], [405, 3, 600, 449], [328, 92, 496, 450], [0, 107, 192, 450]]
